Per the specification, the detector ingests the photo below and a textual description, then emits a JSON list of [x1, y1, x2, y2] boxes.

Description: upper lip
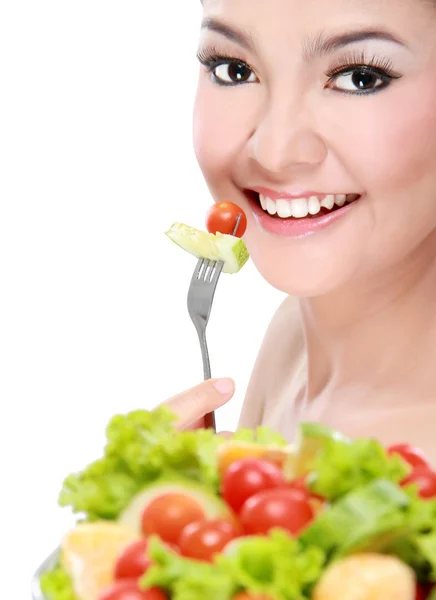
[[251, 187, 360, 200]]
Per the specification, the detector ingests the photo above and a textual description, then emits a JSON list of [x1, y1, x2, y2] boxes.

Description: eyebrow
[[302, 29, 407, 61], [201, 18, 407, 61], [201, 17, 256, 52]]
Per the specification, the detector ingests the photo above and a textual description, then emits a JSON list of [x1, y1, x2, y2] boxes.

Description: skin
[[164, 0, 436, 462]]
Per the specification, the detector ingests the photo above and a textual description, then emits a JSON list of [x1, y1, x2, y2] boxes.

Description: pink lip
[[253, 187, 335, 200], [248, 193, 360, 238]]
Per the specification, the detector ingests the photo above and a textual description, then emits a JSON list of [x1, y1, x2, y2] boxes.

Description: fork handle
[[194, 325, 216, 430]]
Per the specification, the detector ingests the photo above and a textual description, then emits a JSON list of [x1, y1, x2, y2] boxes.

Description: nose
[[248, 97, 328, 175]]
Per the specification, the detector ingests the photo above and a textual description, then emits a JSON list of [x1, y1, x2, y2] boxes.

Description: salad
[[166, 201, 249, 274], [38, 406, 436, 600]]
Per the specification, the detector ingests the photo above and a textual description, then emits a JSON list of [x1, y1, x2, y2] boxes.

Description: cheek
[[193, 80, 257, 190], [194, 84, 234, 185], [331, 78, 436, 193]]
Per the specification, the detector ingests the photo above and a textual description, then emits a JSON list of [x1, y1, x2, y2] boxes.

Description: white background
[[0, 1, 285, 597]]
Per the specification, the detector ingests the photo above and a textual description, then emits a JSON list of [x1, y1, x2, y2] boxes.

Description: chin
[[245, 236, 361, 298]]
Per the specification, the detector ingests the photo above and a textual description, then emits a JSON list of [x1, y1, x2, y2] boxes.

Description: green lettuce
[[39, 565, 77, 600], [307, 437, 409, 501], [141, 531, 325, 600], [231, 426, 288, 446], [59, 407, 225, 520], [301, 477, 436, 583], [387, 491, 436, 582], [58, 407, 290, 522]]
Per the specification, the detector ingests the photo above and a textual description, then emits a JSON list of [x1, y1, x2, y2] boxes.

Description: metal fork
[[187, 215, 241, 431]]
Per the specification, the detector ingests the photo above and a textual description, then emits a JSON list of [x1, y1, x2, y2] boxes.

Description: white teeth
[[259, 194, 267, 210], [266, 197, 277, 215], [320, 194, 335, 210], [257, 192, 359, 219], [335, 194, 346, 207], [291, 198, 309, 218], [276, 199, 292, 218], [308, 196, 321, 215]]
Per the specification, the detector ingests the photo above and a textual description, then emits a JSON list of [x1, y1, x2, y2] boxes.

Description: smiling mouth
[[246, 191, 361, 219]]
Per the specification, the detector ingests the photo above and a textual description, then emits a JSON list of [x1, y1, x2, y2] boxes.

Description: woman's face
[[193, 0, 436, 297]]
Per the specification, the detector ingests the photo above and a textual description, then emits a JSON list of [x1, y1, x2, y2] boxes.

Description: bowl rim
[[31, 547, 60, 600]]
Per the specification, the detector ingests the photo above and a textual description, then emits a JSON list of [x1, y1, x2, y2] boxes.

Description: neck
[[299, 232, 436, 404]]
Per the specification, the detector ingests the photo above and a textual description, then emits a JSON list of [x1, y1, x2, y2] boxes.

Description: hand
[[161, 378, 235, 431]]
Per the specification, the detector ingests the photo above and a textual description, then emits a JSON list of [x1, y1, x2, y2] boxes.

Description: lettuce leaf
[[387, 492, 436, 582], [58, 407, 226, 520], [39, 565, 77, 600], [141, 531, 325, 600], [231, 427, 288, 447], [300, 478, 412, 556], [307, 437, 409, 501], [58, 407, 292, 521]]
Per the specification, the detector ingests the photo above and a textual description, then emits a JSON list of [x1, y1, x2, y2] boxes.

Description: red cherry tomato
[[179, 519, 240, 561], [141, 493, 205, 545], [240, 488, 314, 536], [99, 579, 167, 600], [415, 583, 426, 600], [387, 444, 430, 470], [205, 202, 247, 237], [401, 468, 436, 499], [114, 539, 152, 581], [221, 458, 287, 513]]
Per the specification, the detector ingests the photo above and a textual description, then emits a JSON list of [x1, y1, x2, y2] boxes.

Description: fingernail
[[213, 378, 234, 394]]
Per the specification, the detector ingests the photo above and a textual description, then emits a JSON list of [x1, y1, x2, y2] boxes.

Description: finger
[[162, 378, 235, 429], [185, 417, 206, 431]]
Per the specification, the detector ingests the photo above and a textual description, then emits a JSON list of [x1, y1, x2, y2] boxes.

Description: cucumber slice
[[166, 222, 249, 274], [118, 477, 234, 534], [286, 423, 350, 478]]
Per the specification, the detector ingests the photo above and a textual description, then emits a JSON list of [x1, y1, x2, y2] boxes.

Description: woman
[[164, 0, 436, 463]]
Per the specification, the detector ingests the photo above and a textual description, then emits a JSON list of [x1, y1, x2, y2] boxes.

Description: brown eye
[[213, 61, 257, 85], [329, 67, 388, 93], [351, 70, 380, 90]]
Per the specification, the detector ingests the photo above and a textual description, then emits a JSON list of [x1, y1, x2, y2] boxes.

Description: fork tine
[[192, 257, 204, 280], [206, 260, 216, 282], [200, 259, 210, 280], [211, 260, 224, 284]]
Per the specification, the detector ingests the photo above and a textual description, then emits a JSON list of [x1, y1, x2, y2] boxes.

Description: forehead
[[201, 0, 435, 35]]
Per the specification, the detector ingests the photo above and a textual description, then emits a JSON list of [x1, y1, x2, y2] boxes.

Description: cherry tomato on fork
[[205, 202, 247, 237]]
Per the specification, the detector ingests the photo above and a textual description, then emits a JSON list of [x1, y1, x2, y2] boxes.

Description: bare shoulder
[[237, 295, 304, 429]]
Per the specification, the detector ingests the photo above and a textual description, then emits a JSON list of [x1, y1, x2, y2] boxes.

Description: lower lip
[[248, 194, 360, 237]]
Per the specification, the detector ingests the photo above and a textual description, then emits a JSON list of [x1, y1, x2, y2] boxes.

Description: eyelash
[[196, 47, 402, 94], [197, 47, 256, 86], [324, 51, 402, 94]]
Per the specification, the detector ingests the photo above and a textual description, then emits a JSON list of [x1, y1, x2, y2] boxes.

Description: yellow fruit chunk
[[61, 521, 141, 600], [313, 553, 416, 600], [217, 441, 293, 476]]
